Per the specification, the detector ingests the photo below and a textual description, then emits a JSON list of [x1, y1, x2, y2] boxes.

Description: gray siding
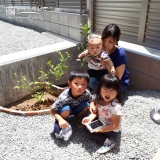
[[93, 0, 160, 50]]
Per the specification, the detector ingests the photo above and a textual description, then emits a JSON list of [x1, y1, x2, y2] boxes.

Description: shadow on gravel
[[50, 120, 121, 155]]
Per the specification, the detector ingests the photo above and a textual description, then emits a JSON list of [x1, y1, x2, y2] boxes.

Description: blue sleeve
[[112, 48, 128, 68]]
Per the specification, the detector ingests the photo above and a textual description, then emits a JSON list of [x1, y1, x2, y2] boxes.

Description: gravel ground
[[0, 20, 65, 56], [0, 90, 160, 160]]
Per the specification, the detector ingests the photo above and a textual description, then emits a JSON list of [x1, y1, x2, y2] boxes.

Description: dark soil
[[5, 92, 58, 111], [4, 84, 69, 111], [4, 83, 70, 111]]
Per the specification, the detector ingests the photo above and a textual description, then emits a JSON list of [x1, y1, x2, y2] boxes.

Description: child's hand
[[82, 117, 91, 125], [89, 105, 98, 114], [111, 67, 116, 74], [93, 128, 103, 133], [101, 59, 110, 68], [58, 119, 68, 129], [85, 55, 90, 62]]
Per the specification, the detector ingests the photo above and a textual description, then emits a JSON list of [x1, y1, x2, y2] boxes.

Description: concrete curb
[[0, 106, 51, 116]]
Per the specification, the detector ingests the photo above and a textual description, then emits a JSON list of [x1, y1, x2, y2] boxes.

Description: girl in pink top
[[82, 74, 123, 154]]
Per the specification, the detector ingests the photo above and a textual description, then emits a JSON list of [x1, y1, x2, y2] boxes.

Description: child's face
[[100, 87, 117, 104], [87, 39, 102, 57], [103, 36, 117, 54], [68, 77, 88, 98]]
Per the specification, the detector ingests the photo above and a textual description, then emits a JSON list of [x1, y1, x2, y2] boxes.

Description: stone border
[[0, 106, 51, 116]]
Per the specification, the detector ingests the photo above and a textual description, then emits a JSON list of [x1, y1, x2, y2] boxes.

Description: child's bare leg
[[54, 110, 70, 134], [75, 107, 89, 128], [60, 110, 70, 119], [76, 106, 89, 118]]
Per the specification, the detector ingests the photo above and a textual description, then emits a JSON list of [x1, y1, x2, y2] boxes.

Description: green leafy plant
[[31, 91, 45, 103], [13, 51, 70, 102], [78, 21, 92, 66]]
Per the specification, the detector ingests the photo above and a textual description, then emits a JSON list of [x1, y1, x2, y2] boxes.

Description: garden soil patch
[[5, 92, 58, 111]]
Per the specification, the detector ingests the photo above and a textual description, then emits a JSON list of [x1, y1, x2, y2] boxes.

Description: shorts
[[58, 101, 89, 116]]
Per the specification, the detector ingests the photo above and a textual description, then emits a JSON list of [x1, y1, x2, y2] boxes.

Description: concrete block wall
[[124, 49, 160, 92], [0, 41, 86, 107], [0, 6, 88, 42]]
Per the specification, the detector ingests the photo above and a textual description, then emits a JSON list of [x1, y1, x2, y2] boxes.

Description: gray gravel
[[0, 20, 65, 56], [0, 90, 160, 160]]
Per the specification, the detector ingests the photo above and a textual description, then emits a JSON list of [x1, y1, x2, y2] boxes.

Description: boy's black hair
[[68, 69, 89, 83], [101, 24, 121, 43], [95, 74, 124, 105]]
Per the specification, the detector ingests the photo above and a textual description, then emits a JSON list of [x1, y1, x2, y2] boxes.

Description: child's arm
[[50, 109, 69, 128], [78, 50, 88, 59], [50, 90, 69, 128], [100, 52, 116, 74], [89, 101, 98, 114], [82, 113, 97, 125], [102, 58, 116, 74], [82, 102, 98, 125], [108, 59, 116, 74], [94, 115, 121, 133]]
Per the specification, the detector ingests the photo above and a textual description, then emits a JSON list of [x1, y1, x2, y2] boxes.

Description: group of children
[[51, 70, 123, 154], [50, 23, 129, 154]]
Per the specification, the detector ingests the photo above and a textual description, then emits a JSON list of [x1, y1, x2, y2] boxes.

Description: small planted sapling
[[13, 51, 70, 102], [78, 21, 92, 66]]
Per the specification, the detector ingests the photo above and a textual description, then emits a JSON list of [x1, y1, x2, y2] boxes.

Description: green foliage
[[47, 51, 70, 80], [78, 22, 92, 52], [31, 91, 45, 103], [78, 22, 92, 66], [13, 73, 28, 89], [13, 51, 70, 102]]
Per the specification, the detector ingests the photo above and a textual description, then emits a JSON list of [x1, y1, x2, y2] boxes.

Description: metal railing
[[0, 0, 87, 14]]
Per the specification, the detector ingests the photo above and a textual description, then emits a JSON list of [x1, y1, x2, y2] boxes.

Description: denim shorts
[[58, 101, 90, 116]]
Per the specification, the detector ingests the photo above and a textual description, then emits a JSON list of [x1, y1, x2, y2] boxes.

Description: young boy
[[51, 69, 92, 140], [78, 36, 115, 81]]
